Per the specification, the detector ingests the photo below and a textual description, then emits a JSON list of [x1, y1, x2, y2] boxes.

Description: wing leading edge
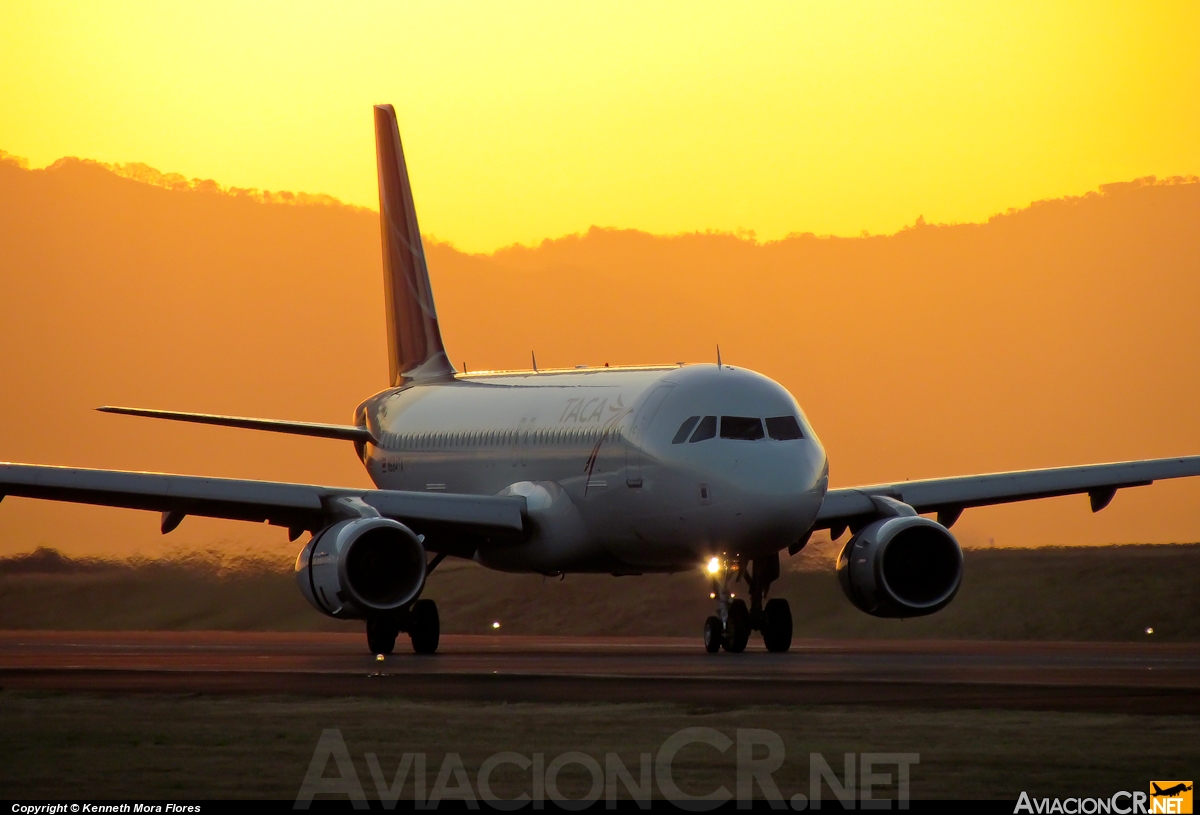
[[0, 463, 525, 553], [815, 454, 1200, 531]]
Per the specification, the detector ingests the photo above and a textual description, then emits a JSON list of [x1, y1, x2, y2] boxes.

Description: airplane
[[1152, 783, 1192, 798], [4, 103, 1200, 656]]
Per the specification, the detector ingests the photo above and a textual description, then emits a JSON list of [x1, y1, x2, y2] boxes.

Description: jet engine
[[836, 516, 963, 618], [295, 517, 427, 619]]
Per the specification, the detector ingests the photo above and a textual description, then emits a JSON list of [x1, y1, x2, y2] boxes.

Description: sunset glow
[[3, 1, 1198, 251], [1, 3, 1199, 559]]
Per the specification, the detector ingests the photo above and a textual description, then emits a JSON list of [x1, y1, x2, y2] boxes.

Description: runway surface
[[1, 631, 1197, 713]]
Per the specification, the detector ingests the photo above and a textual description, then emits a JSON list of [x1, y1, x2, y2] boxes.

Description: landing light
[[1146, 627, 1154, 635], [492, 621, 501, 629], [706, 557, 720, 575]]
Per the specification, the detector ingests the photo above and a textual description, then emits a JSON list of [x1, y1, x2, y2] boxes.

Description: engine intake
[[295, 517, 427, 619], [836, 516, 962, 618]]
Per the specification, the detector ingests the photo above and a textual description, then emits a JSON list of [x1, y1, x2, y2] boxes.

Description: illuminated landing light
[[492, 621, 501, 629], [375, 654, 385, 662], [706, 557, 721, 575], [709, 592, 716, 599], [1146, 627, 1154, 635]]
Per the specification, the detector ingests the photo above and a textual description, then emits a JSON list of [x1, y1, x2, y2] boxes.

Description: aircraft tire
[[409, 598, 440, 654], [723, 599, 751, 653], [703, 616, 723, 653], [366, 617, 398, 655], [761, 598, 793, 653]]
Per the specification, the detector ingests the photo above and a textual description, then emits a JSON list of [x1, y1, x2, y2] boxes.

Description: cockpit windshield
[[673, 414, 805, 443], [765, 415, 804, 440], [689, 416, 717, 442], [720, 416, 764, 440]]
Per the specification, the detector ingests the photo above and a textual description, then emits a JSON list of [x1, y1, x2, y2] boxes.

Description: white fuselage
[[355, 364, 828, 575]]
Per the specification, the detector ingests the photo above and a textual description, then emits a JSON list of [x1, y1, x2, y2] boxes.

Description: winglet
[[374, 104, 455, 386]]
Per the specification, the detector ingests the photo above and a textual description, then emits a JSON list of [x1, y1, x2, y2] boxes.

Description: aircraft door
[[625, 384, 674, 488]]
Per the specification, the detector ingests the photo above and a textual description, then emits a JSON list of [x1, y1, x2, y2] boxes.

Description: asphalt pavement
[[1, 631, 1195, 712]]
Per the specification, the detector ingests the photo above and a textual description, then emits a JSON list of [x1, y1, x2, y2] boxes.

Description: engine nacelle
[[295, 517, 427, 619], [836, 516, 963, 618]]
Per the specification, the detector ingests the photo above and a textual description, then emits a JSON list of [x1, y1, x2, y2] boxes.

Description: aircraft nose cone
[[731, 441, 824, 496], [700, 443, 826, 554]]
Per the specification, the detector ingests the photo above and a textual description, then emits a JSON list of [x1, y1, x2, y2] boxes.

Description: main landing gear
[[702, 553, 792, 653], [366, 598, 440, 655]]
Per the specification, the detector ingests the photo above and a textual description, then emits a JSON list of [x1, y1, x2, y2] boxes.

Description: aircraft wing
[[814, 454, 1200, 531], [0, 463, 525, 554]]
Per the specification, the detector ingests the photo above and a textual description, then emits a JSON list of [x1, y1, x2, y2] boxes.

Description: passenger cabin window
[[689, 415, 717, 442], [673, 416, 701, 444], [720, 416, 764, 440], [766, 416, 804, 440]]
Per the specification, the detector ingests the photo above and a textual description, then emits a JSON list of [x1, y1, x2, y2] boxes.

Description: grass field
[[1, 692, 1195, 801], [1, 541, 1197, 640], [2, 544, 1195, 803]]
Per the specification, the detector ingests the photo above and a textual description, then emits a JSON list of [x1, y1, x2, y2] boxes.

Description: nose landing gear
[[705, 556, 750, 652], [703, 615, 723, 653], [702, 553, 792, 653]]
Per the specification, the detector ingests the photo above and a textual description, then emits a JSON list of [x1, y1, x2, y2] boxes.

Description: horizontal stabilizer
[[97, 406, 375, 443]]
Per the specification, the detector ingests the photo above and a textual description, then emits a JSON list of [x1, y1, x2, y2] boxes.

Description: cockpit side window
[[766, 415, 804, 440], [672, 416, 701, 444], [689, 415, 717, 442], [720, 416, 765, 440]]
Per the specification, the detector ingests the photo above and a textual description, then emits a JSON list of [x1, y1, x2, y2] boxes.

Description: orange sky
[[0, 155, 1198, 559], [1, 3, 1199, 559], [2, 2, 1198, 252]]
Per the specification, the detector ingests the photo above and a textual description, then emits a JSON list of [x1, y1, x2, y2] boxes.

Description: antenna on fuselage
[[532, 351, 539, 373], [716, 344, 722, 370]]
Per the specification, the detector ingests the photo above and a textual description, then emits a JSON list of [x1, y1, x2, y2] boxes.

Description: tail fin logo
[[374, 104, 455, 386]]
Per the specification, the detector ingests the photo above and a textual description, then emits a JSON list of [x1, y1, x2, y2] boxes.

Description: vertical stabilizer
[[374, 104, 455, 385]]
